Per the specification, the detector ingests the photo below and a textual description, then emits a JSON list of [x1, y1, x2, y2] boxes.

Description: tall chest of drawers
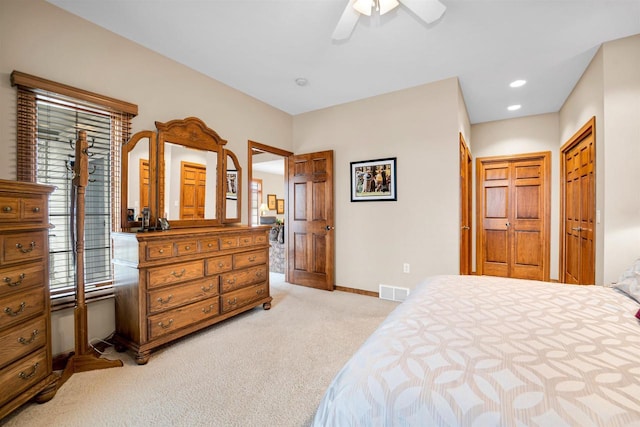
[[111, 226, 271, 364], [0, 180, 57, 420]]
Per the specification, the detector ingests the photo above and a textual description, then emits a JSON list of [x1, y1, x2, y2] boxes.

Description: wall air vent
[[379, 284, 410, 302]]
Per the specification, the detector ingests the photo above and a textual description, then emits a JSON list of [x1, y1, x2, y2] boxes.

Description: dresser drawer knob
[[202, 304, 215, 314], [158, 249, 164, 254], [32, 207, 40, 213], [228, 297, 237, 306], [225, 240, 233, 245], [201, 283, 214, 292], [243, 238, 250, 243], [158, 319, 174, 329], [18, 329, 39, 345], [248, 256, 257, 262], [207, 243, 214, 248], [4, 273, 25, 287], [18, 362, 39, 380], [256, 271, 264, 278], [170, 269, 186, 278], [256, 288, 265, 295], [4, 302, 26, 317], [157, 295, 173, 304], [16, 242, 36, 254], [3, 206, 12, 213], [218, 262, 225, 268], [226, 278, 236, 285]]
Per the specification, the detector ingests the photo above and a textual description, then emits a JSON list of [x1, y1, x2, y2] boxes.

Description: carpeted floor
[[1, 274, 398, 427]]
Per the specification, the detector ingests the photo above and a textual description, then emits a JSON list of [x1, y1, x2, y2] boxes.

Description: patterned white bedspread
[[313, 275, 640, 426]]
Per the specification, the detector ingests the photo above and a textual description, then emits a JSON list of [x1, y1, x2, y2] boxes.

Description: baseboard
[[334, 285, 378, 298]]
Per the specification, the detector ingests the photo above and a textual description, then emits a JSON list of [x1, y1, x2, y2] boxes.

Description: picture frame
[[350, 157, 397, 202], [276, 199, 285, 214], [267, 194, 277, 210], [158, 217, 171, 230], [226, 170, 238, 200]]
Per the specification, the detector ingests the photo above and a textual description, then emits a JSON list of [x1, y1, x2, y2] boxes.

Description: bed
[[313, 274, 640, 426]]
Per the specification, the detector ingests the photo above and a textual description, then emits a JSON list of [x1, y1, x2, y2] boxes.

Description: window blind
[[12, 71, 137, 309]]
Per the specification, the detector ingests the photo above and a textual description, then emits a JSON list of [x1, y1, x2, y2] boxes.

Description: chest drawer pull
[[4, 273, 25, 287], [201, 304, 215, 314], [158, 319, 174, 329], [208, 243, 214, 248], [157, 295, 173, 304], [32, 207, 40, 213], [16, 241, 37, 253], [18, 362, 39, 380], [225, 278, 236, 285], [256, 288, 265, 295], [18, 329, 39, 345], [201, 283, 215, 292], [171, 269, 186, 278], [3, 206, 12, 212], [228, 297, 237, 306], [185, 246, 191, 250], [255, 271, 264, 278], [5, 302, 26, 317], [248, 256, 257, 262], [159, 249, 164, 254]]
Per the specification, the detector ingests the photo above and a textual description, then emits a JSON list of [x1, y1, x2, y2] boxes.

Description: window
[[12, 71, 137, 309], [250, 179, 263, 226]]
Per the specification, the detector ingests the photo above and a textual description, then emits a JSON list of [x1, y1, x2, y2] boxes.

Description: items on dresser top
[[112, 226, 271, 365], [0, 179, 57, 420]]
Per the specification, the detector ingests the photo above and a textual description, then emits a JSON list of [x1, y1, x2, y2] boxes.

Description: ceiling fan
[[332, 0, 446, 40]]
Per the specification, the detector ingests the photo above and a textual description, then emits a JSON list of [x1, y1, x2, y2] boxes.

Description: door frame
[[476, 151, 551, 281], [248, 141, 293, 280], [559, 117, 596, 284], [459, 133, 472, 274]]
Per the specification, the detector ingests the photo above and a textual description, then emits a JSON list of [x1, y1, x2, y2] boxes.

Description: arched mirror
[[222, 149, 241, 223], [121, 130, 155, 229]]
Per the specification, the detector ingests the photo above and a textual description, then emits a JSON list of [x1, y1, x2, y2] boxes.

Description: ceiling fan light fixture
[[353, 0, 373, 16]]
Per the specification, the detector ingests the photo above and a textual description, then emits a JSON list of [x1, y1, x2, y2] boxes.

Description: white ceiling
[[47, 0, 640, 124]]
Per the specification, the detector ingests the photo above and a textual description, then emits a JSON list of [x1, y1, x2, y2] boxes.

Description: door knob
[[505, 222, 511, 228], [325, 225, 335, 231], [461, 226, 470, 230]]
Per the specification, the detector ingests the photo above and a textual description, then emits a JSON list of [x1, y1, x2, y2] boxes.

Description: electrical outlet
[[403, 263, 410, 274]]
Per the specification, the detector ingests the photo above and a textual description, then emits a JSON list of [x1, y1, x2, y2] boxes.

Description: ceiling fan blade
[[332, 0, 361, 40], [399, 0, 446, 24]]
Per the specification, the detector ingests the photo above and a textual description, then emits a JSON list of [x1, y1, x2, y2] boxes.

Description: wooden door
[[180, 161, 206, 220], [139, 159, 150, 212], [287, 150, 334, 291], [561, 118, 595, 285], [477, 152, 550, 281], [459, 134, 472, 274]]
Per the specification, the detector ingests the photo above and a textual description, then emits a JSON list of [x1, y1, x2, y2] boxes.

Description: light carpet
[[1, 274, 398, 427]]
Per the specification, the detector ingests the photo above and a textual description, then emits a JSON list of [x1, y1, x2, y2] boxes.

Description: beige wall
[[1, 0, 292, 354], [293, 78, 465, 292], [471, 113, 561, 279], [254, 169, 286, 222]]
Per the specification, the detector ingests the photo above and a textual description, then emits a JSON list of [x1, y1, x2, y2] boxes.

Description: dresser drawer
[[146, 242, 174, 261], [219, 236, 238, 250], [199, 237, 219, 253], [0, 316, 46, 368], [220, 265, 268, 293], [147, 260, 204, 289], [0, 263, 45, 298], [0, 198, 20, 221], [238, 234, 254, 247], [0, 287, 45, 330], [2, 232, 46, 265], [220, 283, 268, 314], [233, 249, 268, 269], [205, 255, 232, 276], [148, 298, 219, 340], [0, 349, 48, 406], [148, 277, 220, 314], [21, 197, 47, 222], [254, 233, 267, 245], [175, 240, 197, 256]]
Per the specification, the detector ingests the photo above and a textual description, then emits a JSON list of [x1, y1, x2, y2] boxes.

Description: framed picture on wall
[[350, 157, 397, 202], [276, 199, 285, 214], [226, 170, 238, 200], [267, 194, 277, 210]]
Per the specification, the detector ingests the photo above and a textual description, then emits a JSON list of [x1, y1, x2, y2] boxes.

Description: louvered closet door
[[478, 153, 550, 281]]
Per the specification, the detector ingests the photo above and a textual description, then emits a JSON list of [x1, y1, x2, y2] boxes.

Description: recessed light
[[507, 104, 521, 111], [510, 79, 527, 88], [295, 77, 308, 87]]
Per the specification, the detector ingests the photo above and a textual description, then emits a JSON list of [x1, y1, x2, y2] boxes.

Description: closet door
[[477, 152, 550, 281]]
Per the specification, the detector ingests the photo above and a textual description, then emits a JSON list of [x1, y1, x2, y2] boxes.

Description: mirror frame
[[157, 117, 227, 228], [222, 149, 242, 224], [121, 130, 156, 230]]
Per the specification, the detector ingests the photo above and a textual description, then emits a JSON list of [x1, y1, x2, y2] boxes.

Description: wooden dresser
[[0, 180, 57, 420], [111, 226, 271, 364]]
